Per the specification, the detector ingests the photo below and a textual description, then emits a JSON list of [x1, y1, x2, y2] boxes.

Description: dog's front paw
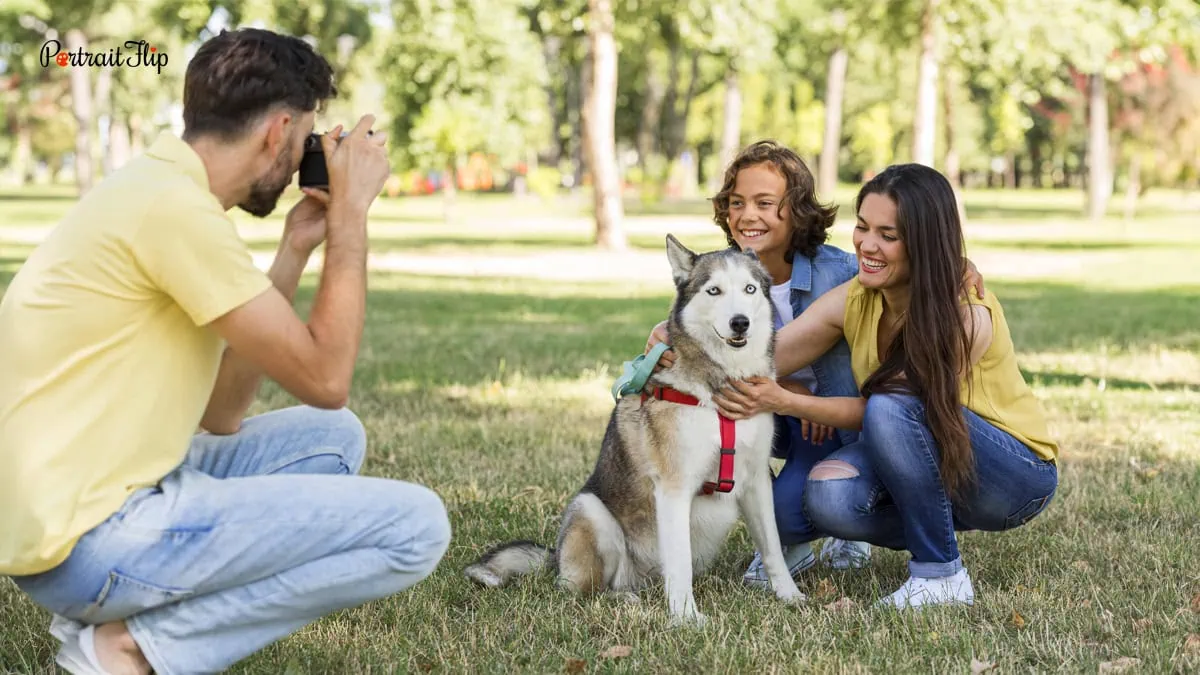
[[669, 611, 709, 629], [775, 587, 808, 605]]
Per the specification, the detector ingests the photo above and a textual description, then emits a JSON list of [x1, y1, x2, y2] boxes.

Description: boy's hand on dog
[[962, 257, 985, 300], [645, 320, 675, 371]]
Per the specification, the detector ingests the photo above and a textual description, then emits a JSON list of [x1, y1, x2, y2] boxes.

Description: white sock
[[55, 624, 112, 675], [78, 626, 109, 673]]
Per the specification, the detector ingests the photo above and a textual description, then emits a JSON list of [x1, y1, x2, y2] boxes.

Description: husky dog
[[464, 234, 805, 624]]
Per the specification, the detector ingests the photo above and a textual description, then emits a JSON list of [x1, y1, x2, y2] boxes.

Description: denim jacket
[[781, 244, 862, 446]]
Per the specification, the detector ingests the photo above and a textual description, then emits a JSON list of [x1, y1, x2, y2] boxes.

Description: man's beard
[[238, 140, 296, 218]]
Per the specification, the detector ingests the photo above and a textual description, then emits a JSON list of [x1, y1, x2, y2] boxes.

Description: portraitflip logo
[[40, 39, 168, 74]]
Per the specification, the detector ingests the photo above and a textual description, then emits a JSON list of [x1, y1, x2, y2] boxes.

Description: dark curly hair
[[711, 140, 839, 262], [182, 28, 337, 141]]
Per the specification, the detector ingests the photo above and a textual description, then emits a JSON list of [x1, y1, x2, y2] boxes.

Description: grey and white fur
[[464, 234, 806, 625]]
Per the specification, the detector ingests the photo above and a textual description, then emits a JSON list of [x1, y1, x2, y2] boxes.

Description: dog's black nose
[[730, 314, 750, 335]]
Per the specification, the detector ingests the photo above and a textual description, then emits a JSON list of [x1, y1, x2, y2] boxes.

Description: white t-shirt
[[770, 282, 819, 394]]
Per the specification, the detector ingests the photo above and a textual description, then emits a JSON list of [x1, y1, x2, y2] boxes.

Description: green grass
[[2, 184, 1200, 673]]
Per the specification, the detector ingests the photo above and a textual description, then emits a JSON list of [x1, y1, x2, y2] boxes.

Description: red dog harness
[[641, 386, 736, 495]]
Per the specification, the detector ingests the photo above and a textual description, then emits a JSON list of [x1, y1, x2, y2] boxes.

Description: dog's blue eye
[[706, 287, 721, 296], [745, 284, 757, 294]]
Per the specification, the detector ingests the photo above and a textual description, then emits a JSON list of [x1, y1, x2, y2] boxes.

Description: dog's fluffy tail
[[464, 540, 554, 588]]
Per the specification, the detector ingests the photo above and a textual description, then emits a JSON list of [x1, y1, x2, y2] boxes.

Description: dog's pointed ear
[[665, 234, 696, 286], [742, 246, 760, 261]]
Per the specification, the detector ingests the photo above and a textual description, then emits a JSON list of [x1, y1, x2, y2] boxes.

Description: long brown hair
[[711, 140, 839, 261], [857, 164, 976, 501]]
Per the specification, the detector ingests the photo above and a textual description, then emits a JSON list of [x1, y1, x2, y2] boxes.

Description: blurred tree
[[582, 0, 625, 249], [1112, 46, 1200, 217], [0, 0, 54, 185], [384, 0, 550, 214], [521, 0, 587, 175]]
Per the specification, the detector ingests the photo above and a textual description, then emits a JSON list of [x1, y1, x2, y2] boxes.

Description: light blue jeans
[[11, 406, 452, 674]]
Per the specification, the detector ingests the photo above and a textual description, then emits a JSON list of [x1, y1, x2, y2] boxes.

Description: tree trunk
[[541, 34, 564, 166], [941, 67, 963, 219], [637, 59, 665, 176], [571, 53, 585, 193], [442, 157, 457, 221], [659, 21, 681, 163], [911, 0, 938, 167], [109, 116, 131, 172], [718, 68, 742, 181], [129, 112, 145, 156], [1029, 138, 1044, 188], [1123, 152, 1141, 221], [66, 29, 96, 195], [95, 66, 114, 175], [9, 111, 32, 185], [1005, 151, 1016, 188], [1086, 72, 1112, 221], [583, 0, 626, 250], [818, 37, 848, 196]]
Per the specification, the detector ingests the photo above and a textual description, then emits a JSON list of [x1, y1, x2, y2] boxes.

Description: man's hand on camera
[[283, 188, 331, 255], [322, 115, 390, 213]]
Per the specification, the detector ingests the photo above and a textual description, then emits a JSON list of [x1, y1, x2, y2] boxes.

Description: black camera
[[297, 130, 373, 189]]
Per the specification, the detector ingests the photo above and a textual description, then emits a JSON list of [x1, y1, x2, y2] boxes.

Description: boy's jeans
[[770, 414, 846, 545], [804, 394, 1057, 578], [12, 406, 452, 675]]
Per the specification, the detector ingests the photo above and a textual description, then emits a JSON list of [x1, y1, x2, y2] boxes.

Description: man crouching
[[0, 28, 450, 675]]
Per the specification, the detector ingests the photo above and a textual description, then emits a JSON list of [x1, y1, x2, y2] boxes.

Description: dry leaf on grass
[[1098, 657, 1140, 673], [1191, 593, 1200, 613], [1072, 560, 1092, 572], [971, 658, 998, 674], [564, 658, 587, 674], [598, 645, 633, 659], [1010, 610, 1026, 629], [1132, 618, 1153, 634], [813, 578, 837, 600], [824, 597, 856, 612], [1185, 634, 1200, 654]]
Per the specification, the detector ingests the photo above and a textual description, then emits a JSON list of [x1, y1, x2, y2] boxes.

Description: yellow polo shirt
[[842, 278, 1059, 462], [0, 133, 273, 575]]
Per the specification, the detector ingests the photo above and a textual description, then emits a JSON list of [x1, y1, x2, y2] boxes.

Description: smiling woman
[[715, 163, 1061, 610]]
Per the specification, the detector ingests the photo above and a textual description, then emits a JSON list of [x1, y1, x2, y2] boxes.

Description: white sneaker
[[819, 538, 872, 569], [878, 568, 975, 609], [742, 542, 816, 590]]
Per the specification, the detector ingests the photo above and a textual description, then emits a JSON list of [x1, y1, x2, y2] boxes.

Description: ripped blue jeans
[[804, 394, 1058, 579], [11, 406, 452, 674]]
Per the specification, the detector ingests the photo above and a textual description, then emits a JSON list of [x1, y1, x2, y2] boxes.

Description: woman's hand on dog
[[714, 377, 789, 419], [715, 378, 835, 445], [645, 320, 676, 370]]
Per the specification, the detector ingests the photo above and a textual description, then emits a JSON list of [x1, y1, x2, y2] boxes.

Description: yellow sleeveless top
[[842, 278, 1058, 462]]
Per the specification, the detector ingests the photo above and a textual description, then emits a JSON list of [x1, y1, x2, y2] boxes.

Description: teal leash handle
[[612, 342, 671, 401]]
